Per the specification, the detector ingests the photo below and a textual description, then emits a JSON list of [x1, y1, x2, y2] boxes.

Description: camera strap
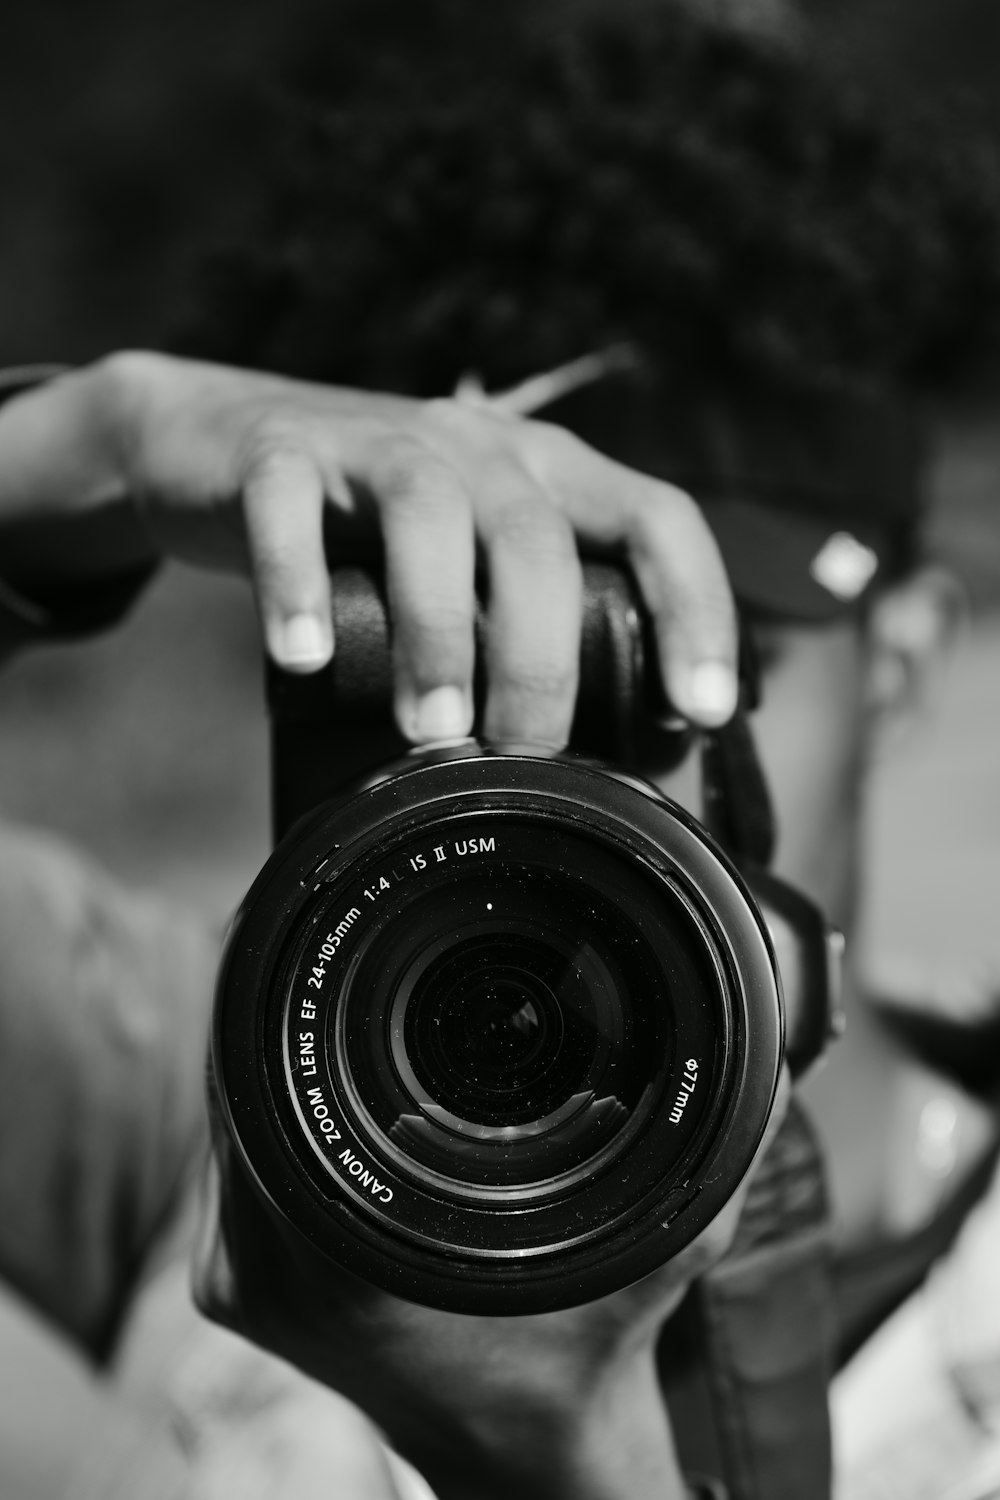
[[670, 647, 837, 1500], [700, 712, 775, 868], [661, 1100, 835, 1500], [573, 564, 778, 867]]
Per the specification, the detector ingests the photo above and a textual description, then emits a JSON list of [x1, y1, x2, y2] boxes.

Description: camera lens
[[214, 746, 783, 1314], [335, 840, 722, 1200], [403, 935, 572, 1119]]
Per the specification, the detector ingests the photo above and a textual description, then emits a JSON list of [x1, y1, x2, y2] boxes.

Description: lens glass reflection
[[332, 823, 721, 1193]]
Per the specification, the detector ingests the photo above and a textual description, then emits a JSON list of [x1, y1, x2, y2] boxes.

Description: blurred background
[[0, 0, 996, 994]]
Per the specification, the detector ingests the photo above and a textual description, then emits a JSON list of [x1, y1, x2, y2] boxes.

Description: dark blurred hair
[[182, 0, 1000, 402]]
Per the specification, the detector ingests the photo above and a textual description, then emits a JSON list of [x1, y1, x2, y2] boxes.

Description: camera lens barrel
[[213, 745, 783, 1314]]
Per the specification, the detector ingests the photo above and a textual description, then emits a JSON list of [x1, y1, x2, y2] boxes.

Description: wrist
[[0, 358, 161, 584], [0, 361, 162, 652]]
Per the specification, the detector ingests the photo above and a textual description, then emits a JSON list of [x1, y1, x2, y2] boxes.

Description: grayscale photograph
[[0, 3, 998, 1498]]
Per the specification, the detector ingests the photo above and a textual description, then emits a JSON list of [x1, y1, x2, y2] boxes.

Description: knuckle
[[420, 395, 495, 441], [91, 350, 177, 462], [524, 416, 583, 465], [420, 396, 539, 461], [489, 502, 576, 567], [517, 417, 607, 495], [238, 420, 310, 491], [252, 538, 301, 593], [623, 483, 687, 545], [95, 348, 166, 408], [421, 395, 471, 428], [628, 496, 734, 605], [634, 480, 724, 556], [495, 652, 578, 704], [373, 435, 465, 511], [400, 598, 475, 655]]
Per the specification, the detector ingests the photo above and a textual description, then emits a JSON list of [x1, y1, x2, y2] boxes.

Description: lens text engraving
[[298, 1030, 317, 1077], [454, 836, 496, 855], [669, 1058, 700, 1124], [338, 1148, 394, 1204], [305, 1084, 342, 1142], [307, 911, 361, 989], [285, 824, 521, 1230]]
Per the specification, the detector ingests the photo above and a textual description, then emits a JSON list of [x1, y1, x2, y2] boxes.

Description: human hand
[[184, 1378, 437, 1500], [193, 1058, 793, 1500], [0, 352, 737, 745], [195, 1130, 755, 1500]]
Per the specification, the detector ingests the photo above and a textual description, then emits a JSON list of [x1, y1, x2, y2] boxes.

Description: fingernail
[[408, 685, 472, 743], [276, 613, 330, 670], [686, 661, 737, 724]]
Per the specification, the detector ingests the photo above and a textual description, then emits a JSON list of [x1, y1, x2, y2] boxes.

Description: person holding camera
[[168, 3, 1000, 1496], [2, 3, 1000, 1499], [0, 344, 748, 1500]]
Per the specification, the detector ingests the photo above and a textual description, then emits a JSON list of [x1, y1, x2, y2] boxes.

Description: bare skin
[[0, 350, 747, 1499], [0, 352, 738, 742], [1, 356, 976, 1496], [196, 1073, 789, 1500]]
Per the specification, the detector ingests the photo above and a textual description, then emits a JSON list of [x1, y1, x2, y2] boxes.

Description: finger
[[370, 439, 476, 744], [241, 443, 333, 672], [625, 486, 738, 727], [479, 489, 583, 748], [521, 427, 738, 726]]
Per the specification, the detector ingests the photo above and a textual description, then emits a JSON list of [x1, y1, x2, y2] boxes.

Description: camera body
[[211, 566, 839, 1315]]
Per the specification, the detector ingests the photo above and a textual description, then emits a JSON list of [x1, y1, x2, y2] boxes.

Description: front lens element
[[403, 933, 573, 1120], [286, 817, 726, 1205], [366, 867, 646, 1186]]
